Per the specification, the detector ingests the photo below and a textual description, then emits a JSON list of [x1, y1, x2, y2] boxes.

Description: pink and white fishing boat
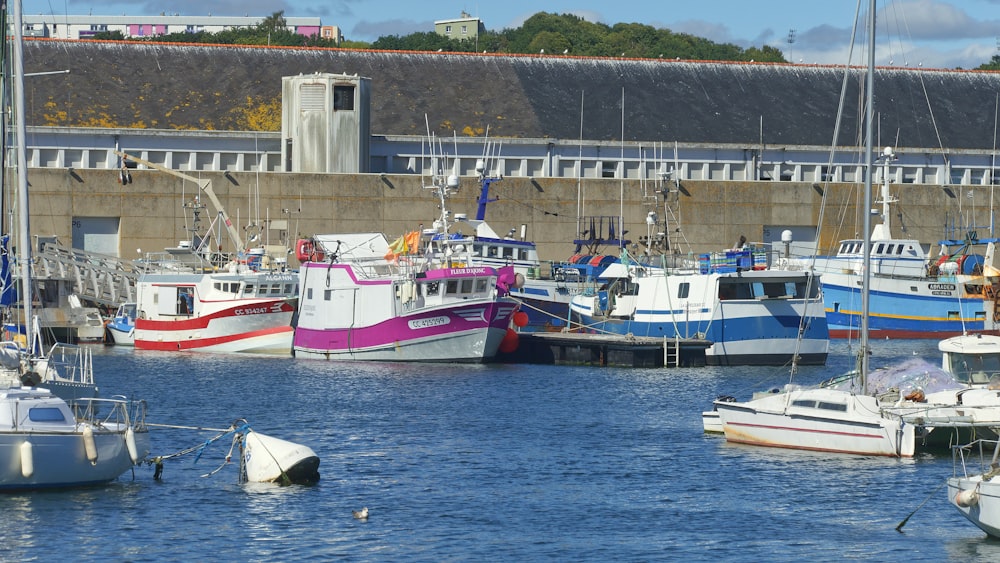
[[292, 232, 520, 362]]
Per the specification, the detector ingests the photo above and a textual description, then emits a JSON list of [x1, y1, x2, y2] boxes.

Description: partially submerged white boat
[[713, 1, 913, 457], [948, 438, 1000, 538], [241, 428, 320, 485]]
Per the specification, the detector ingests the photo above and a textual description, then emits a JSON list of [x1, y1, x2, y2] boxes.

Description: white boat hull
[[242, 431, 319, 485], [948, 476, 1000, 538], [107, 325, 135, 346], [715, 388, 915, 457]]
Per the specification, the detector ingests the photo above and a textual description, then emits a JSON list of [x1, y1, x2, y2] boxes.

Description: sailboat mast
[[11, 0, 33, 348], [860, 0, 876, 383]]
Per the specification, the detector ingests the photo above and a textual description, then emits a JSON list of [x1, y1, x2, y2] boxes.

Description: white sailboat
[[0, 0, 150, 490], [712, 0, 917, 457]]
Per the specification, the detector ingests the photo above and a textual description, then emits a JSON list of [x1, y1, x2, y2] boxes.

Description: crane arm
[[115, 150, 245, 251]]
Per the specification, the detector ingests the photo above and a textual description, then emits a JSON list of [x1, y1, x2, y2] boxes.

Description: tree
[[977, 55, 1000, 71]]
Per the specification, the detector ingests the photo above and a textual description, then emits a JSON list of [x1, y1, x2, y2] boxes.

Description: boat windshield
[[949, 352, 1000, 385]]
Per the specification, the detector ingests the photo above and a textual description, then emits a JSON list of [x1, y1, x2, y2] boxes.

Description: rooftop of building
[[22, 39, 1000, 151]]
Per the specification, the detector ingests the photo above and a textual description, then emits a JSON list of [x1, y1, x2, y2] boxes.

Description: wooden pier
[[494, 332, 712, 368]]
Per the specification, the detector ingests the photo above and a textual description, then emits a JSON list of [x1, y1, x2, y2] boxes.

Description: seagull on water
[[353, 507, 369, 520]]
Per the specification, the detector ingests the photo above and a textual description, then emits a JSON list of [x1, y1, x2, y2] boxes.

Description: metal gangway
[[33, 242, 138, 307]]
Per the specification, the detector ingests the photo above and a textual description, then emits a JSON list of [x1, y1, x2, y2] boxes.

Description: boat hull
[[0, 426, 145, 490], [294, 307, 514, 362], [570, 269, 829, 366], [822, 274, 992, 338], [294, 258, 518, 363], [135, 299, 295, 354], [715, 389, 914, 457], [948, 476, 1000, 538], [107, 324, 135, 346], [242, 431, 320, 485]]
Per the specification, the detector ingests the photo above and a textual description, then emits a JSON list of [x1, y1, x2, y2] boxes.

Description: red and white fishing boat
[[118, 151, 297, 354], [133, 249, 297, 353]]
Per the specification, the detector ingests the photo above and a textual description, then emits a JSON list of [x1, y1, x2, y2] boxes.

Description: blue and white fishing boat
[[569, 247, 828, 366], [793, 150, 1000, 339]]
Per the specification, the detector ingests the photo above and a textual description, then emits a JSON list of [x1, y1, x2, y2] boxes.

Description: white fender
[[20, 440, 33, 478], [125, 427, 140, 464], [956, 487, 979, 507], [83, 426, 98, 464]]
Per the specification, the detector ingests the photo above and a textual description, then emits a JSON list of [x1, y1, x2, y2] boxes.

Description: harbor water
[[3, 339, 1000, 561]]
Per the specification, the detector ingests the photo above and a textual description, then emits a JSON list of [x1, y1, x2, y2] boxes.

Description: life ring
[[296, 238, 325, 263]]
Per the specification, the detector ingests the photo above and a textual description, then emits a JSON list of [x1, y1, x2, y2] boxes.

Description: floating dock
[[495, 332, 712, 368]]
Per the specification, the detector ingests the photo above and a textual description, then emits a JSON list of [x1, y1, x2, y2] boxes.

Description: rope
[[146, 419, 253, 480], [895, 480, 947, 532]]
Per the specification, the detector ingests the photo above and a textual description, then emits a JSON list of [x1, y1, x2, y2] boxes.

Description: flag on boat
[[0, 235, 11, 307], [385, 230, 421, 261]]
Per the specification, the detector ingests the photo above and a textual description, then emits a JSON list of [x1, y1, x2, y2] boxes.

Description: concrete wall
[[27, 167, 984, 266]]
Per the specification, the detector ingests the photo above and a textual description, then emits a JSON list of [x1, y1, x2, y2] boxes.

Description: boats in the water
[[948, 438, 1000, 538], [106, 302, 136, 346], [292, 232, 520, 362], [712, 0, 914, 456], [0, 1, 150, 490], [117, 151, 297, 354], [786, 147, 1000, 339]]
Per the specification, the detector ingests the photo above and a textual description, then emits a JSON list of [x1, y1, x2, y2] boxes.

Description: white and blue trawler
[[568, 248, 829, 366]]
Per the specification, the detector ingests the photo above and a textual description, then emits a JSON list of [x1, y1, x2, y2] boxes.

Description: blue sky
[[20, 0, 1000, 69]]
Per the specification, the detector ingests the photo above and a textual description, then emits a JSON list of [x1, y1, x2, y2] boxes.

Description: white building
[[18, 14, 339, 43]]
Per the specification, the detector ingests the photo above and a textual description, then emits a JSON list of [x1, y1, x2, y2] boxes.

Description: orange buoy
[[513, 311, 529, 328], [499, 328, 519, 353]]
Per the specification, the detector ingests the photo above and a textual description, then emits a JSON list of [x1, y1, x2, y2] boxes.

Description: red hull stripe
[[136, 324, 291, 351], [727, 421, 884, 439]]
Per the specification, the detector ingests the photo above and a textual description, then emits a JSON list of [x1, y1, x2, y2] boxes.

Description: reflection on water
[[1, 341, 1000, 561]]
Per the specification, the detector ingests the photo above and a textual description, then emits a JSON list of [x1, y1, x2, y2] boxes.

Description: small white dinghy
[[240, 429, 320, 485]]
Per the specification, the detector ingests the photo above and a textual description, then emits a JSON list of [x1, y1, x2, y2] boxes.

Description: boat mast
[[860, 0, 875, 386], [12, 0, 33, 350]]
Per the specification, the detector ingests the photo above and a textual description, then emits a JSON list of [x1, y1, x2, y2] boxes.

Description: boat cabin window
[[446, 280, 459, 295], [305, 288, 313, 299], [950, 353, 1000, 385], [461, 279, 474, 294], [503, 247, 514, 259], [475, 279, 489, 293], [244, 284, 255, 295], [885, 244, 895, 254], [324, 289, 333, 301], [28, 407, 67, 422], [678, 283, 690, 299], [176, 288, 194, 314], [487, 246, 498, 257], [790, 400, 847, 412], [213, 282, 240, 294], [875, 243, 885, 254], [897, 245, 905, 255], [425, 282, 440, 296]]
